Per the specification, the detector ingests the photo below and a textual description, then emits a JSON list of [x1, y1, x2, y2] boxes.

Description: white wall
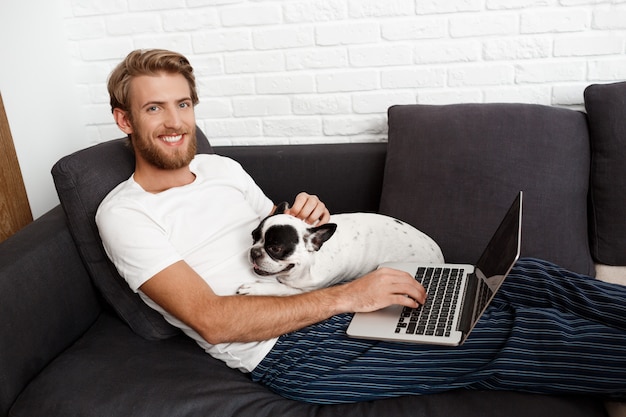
[[0, 0, 88, 218], [2, 0, 626, 217], [65, 0, 626, 147]]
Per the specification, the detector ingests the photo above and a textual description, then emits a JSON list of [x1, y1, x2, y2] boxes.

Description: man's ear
[[113, 108, 133, 135], [305, 223, 337, 251]]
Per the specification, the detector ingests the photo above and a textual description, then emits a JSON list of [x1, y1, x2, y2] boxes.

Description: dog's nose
[[250, 247, 262, 260]]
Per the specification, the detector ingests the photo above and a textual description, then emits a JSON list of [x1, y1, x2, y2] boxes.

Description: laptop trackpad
[[347, 305, 405, 338]]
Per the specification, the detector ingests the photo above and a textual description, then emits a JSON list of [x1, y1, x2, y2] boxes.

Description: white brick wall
[[64, 0, 626, 146]]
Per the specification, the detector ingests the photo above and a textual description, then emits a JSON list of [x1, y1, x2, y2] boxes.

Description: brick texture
[[64, 0, 626, 145]]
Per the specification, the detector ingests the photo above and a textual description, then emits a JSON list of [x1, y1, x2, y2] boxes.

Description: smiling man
[[97, 48, 421, 373]]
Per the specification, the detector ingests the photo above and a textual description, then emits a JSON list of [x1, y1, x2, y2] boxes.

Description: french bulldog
[[237, 202, 444, 295]]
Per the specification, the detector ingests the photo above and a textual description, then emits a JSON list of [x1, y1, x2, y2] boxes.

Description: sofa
[[1, 80, 625, 417]]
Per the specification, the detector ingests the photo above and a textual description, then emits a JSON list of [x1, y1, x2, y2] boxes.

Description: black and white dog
[[237, 202, 444, 295]]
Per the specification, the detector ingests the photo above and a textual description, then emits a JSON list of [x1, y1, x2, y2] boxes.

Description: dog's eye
[[267, 245, 282, 256]]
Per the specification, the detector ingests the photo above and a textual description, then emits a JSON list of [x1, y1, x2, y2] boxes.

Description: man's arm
[[140, 260, 426, 344]]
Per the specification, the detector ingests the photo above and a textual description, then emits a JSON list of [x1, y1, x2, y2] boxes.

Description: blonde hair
[[107, 49, 199, 113]]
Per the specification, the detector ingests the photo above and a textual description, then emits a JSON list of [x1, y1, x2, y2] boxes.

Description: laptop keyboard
[[395, 267, 464, 337]]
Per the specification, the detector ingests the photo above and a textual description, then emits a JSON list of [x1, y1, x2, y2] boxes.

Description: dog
[[237, 202, 444, 295]]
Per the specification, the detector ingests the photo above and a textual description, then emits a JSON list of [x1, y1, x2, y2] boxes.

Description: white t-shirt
[[96, 154, 277, 372]]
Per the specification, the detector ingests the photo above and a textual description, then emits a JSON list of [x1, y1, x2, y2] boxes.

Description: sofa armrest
[[214, 143, 387, 214], [0, 206, 101, 415]]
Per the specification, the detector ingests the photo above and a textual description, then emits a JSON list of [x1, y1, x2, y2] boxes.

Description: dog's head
[[249, 202, 337, 287]]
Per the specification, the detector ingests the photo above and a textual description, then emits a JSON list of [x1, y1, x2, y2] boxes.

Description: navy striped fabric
[[251, 258, 626, 404]]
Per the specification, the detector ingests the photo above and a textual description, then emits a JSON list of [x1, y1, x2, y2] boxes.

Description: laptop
[[346, 191, 523, 346]]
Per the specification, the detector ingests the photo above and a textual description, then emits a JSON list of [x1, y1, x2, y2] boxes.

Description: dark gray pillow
[[379, 103, 594, 276], [584, 81, 626, 266], [52, 129, 213, 340]]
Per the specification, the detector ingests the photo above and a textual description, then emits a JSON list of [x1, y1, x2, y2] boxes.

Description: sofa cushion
[[380, 103, 594, 276], [584, 81, 626, 266], [51, 129, 213, 340]]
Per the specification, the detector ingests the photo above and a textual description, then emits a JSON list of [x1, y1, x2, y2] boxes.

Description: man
[[97, 48, 423, 372], [97, 49, 626, 404]]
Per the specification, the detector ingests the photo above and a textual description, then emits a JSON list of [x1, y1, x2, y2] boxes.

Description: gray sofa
[[1, 81, 625, 417]]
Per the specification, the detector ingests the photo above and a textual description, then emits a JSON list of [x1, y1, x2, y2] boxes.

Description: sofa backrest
[[215, 143, 387, 214], [0, 206, 100, 416]]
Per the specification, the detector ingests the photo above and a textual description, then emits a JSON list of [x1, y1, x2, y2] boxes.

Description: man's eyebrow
[[141, 100, 165, 109], [140, 97, 192, 109]]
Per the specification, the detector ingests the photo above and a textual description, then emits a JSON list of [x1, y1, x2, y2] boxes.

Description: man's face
[[123, 72, 197, 170]]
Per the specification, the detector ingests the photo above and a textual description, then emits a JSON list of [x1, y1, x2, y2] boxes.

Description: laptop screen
[[472, 192, 523, 320]]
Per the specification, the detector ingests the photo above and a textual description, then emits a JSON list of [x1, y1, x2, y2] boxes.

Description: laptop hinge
[[457, 272, 478, 335]]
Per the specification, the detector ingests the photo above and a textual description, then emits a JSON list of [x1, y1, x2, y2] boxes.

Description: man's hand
[[284, 192, 331, 225], [331, 268, 427, 313]]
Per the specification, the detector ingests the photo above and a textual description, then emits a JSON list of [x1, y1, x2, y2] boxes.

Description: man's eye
[[147, 106, 159, 112], [179, 102, 191, 109]]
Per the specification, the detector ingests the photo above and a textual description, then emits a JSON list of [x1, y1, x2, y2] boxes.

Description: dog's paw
[[236, 282, 261, 295], [237, 281, 302, 296]]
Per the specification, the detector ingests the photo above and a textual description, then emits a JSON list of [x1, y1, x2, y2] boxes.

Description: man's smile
[[159, 134, 184, 144]]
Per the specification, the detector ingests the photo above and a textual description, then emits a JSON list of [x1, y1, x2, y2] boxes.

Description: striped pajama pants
[[251, 258, 626, 404]]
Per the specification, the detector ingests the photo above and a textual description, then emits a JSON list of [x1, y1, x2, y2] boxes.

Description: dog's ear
[[274, 202, 290, 215], [305, 223, 337, 251]]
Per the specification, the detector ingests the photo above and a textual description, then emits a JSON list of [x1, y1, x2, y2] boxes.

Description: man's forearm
[[195, 286, 346, 344]]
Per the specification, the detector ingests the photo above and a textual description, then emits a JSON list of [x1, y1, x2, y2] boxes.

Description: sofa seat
[[8, 310, 608, 417]]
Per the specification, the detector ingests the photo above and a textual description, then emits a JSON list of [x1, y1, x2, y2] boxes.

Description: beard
[[130, 122, 197, 170]]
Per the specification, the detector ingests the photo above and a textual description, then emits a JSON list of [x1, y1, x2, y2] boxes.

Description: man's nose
[[164, 106, 183, 128]]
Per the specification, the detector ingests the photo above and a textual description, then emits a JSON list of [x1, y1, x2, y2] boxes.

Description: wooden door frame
[[0, 92, 33, 242]]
